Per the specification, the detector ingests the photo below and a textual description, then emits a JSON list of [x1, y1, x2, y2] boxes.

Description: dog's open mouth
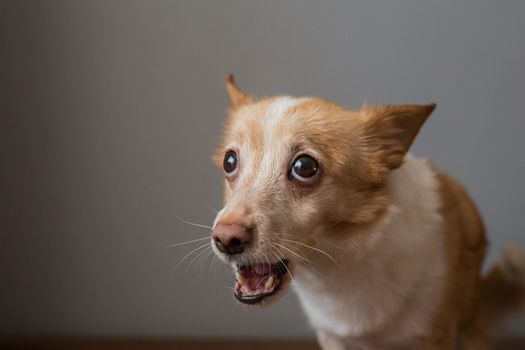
[[233, 260, 289, 304]]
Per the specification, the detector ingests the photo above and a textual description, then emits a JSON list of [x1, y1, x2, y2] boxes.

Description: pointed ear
[[360, 103, 436, 175], [225, 74, 252, 109]]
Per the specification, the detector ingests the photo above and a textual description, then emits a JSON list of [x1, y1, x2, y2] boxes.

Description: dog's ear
[[225, 74, 252, 109], [360, 103, 436, 178]]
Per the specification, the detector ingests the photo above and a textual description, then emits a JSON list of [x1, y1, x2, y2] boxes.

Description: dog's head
[[211, 75, 435, 305]]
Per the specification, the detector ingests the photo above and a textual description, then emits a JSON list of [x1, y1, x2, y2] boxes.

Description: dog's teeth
[[265, 276, 274, 291], [236, 272, 245, 285]]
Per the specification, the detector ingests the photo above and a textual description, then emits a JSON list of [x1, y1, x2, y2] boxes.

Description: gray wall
[[1, 0, 524, 337]]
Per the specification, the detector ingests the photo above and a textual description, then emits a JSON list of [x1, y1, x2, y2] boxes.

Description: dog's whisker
[[323, 240, 354, 252], [170, 242, 210, 276], [270, 240, 312, 265], [258, 238, 274, 266], [280, 232, 355, 253], [193, 247, 214, 275], [209, 254, 217, 274], [176, 214, 213, 230], [271, 250, 296, 285], [273, 242, 312, 266], [223, 285, 235, 292], [269, 241, 330, 282], [198, 250, 215, 275], [162, 236, 210, 249], [281, 238, 340, 267], [200, 202, 220, 214], [193, 246, 213, 275], [185, 245, 212, 275], [262, 251, 272, 267]]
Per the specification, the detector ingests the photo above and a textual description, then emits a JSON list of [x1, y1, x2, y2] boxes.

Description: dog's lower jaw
[[292, 155, 448, 348]]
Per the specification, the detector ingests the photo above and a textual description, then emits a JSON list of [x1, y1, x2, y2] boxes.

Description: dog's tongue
[[234, 263, 280, 296]]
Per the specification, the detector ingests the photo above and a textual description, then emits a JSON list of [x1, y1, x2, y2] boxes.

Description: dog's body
[[294, 156, 485, 350], [210, 75, 525, 350]]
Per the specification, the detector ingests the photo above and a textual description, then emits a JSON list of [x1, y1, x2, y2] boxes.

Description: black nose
[[213, 237, 245, 255]]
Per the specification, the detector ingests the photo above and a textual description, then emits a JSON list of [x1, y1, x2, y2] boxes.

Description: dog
[[210, 74, 525, 349]]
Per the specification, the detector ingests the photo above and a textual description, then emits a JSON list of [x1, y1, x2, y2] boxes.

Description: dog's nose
[[211, 223, 252, 255]]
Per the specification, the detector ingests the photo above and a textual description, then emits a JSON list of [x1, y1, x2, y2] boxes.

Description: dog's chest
[[294, 254, 430, 338], [293, 273, 378, 337], [293, 236, 446, 346]]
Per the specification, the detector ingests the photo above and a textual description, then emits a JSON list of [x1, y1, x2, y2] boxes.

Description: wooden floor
[[1, 337, 524, 350]]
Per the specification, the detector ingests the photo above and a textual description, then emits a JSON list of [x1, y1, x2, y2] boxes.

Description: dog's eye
[[290, 155, 319, 183], [223, 151, 238, 177]]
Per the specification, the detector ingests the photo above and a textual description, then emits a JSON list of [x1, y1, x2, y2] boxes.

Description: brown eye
[[290, 155, 319, 183], [223, 151, 238, 177]]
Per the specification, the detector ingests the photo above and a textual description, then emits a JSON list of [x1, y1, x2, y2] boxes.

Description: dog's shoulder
[[433, 169, 487, 252]]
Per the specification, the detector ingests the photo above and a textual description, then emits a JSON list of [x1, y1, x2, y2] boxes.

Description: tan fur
[[482, 245, 525, 325], [359, 104, 436, 182], [212, 75, 525, 350], [225, 73, 252, 109], [426, 172, 489, 349]]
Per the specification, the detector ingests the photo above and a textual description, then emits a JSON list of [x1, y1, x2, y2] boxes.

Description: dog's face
[[211, 75, 435, 305]]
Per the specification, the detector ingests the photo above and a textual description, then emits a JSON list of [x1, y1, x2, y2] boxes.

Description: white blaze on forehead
[[263, 96, 308, 147], [257, 96, 309, 181], [265, 97, 305, 129]]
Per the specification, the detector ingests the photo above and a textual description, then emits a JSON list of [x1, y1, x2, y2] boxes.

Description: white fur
[[293, 155, 447, 349], [262, 97, 309, 167], [261, 97, 304, 180], [265, 97, 302, 132]]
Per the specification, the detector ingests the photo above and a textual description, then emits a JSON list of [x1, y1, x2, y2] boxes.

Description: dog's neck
[[292, 155, 447, 344]]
